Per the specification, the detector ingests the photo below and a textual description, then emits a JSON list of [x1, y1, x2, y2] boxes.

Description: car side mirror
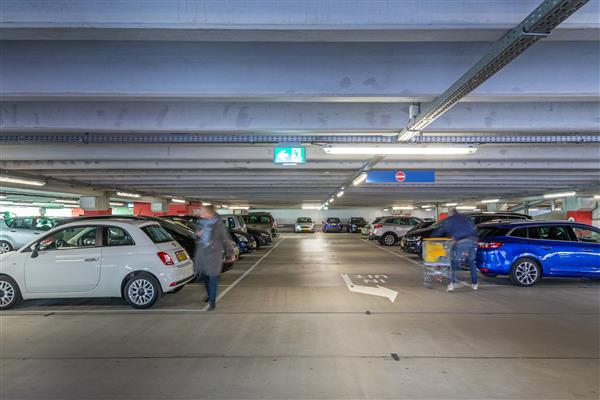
[[31, 243, 40, 258]]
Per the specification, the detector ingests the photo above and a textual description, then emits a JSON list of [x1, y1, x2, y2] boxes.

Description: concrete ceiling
[[0, 0, 599, 208]]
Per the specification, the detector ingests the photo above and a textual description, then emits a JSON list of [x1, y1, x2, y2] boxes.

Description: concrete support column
[[565, 196, 594, 225], [79, 196, 111, 216], [151, 201, 168, 216]]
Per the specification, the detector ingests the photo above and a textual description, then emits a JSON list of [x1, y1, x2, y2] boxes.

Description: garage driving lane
[[1, 233, 598, 399]]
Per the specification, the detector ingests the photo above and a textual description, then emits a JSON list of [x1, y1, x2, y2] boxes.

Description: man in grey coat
[[193, 205, 234, 311]]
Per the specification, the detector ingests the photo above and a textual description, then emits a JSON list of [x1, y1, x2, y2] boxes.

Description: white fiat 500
[[0, 219, 195, 309]]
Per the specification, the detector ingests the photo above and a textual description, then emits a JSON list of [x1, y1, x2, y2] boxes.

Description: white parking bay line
[[201, 238, 285, 311]]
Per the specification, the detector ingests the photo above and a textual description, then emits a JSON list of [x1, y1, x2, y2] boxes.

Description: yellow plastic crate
[[422, 238, 452, 267]]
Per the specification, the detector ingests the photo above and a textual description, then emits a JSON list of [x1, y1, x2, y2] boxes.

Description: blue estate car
[[476, 221, 600, 286]]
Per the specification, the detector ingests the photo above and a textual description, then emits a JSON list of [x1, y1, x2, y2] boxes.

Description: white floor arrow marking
[[341, 273, 398, 303]]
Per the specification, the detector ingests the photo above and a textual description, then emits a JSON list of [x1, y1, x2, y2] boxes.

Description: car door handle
[[33, 232, 40, 235], [84, 257, 100, 262]]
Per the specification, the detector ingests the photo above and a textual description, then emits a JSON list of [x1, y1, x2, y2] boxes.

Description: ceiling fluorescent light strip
[[0, 176, 46, 186], [322, 145, 477, 155], [543, 191, 576, 199]]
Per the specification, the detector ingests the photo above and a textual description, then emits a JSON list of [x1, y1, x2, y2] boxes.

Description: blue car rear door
[[528, 225, 581, 275], [568, 225, 600, 275]]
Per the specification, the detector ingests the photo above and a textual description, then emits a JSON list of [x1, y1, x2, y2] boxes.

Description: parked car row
[[385, 212, 600, 287], [0, 213, 277, 310], [400, 212, 532, 254]]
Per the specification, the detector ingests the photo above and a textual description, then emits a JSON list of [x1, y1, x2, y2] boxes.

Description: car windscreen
[[297, 218, 312, 223], [478, 226, 511, 239], [327, 218, 340, 223], [142, 224, 175, 243], [351, 218, 366, 223]]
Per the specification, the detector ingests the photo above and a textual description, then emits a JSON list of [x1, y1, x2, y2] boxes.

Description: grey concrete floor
[[1, 233, 598, 399]]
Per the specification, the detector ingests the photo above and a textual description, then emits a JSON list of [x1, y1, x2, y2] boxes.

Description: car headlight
[[295, 224, 301, 229], [235, 233, 248, 243], [407, 236, 421, 241]]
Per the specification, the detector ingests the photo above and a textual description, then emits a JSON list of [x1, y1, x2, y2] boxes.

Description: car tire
[[167, 285, 185, 294], [123, 273, 160, 309], [0, 275, 21, 310], [509, 258, 542, 287], [380, 232, 398, 246], [0, 241, 14, 254]]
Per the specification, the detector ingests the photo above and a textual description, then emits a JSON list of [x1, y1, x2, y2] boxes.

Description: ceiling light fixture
[[110, 202, 125, 207], [420, 205, 434, 209], [543, 191, 576, 199], [0, 176, 46, 186], [170, 198, 187, 204], [117, 192, 141, 198], [322, 145, 477, 155], [593, 195, 600, 199], [352, 173, 367, 186], [0, 195, 6, 199], [54, 199, 79, 204], [202, 202, 212, 206], [336, 191, 344, 198], [444, 202, 458, 207], [481, 199, 500, 204], [302, 205, 321, 210], [456, 206, 477, 210], [529, 208, 539, 212], [329, 198, 335, 203], [392, 206, 414, 210], [229, 206, 250, 210]]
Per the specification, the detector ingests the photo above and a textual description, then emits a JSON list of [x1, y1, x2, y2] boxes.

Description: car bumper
[[476, 251, 511, 274], [401, 240, 421, 254], [295, 226, 315, 232], [160, 261, 195, 292]]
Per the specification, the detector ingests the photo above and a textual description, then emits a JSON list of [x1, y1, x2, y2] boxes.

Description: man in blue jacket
[[432, 209, 479, 292]]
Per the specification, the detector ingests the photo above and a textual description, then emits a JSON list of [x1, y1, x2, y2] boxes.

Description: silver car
[[221, 214, 248, 232], [242, 212, 278, 237], [0, 216, 56, 253], [370, 216, 423, 246]]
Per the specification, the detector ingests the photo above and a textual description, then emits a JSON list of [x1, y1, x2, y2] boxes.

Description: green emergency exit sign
[[273, 147, 306, 164]]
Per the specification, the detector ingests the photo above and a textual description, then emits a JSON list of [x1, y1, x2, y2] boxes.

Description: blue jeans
[[450, 238, 478, 284], [201, 274, 219, 307]]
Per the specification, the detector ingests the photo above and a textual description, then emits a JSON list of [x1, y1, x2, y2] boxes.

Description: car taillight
[[157, 251, 174, 265], [478, 242, 503, 249], [374, 224, 382, 229]]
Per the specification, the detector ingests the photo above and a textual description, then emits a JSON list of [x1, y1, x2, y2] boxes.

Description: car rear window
[[478, 227, 511, 239], [509, 228, 528, 238], [328, 218, 340, 223], [142, 225, 174, 243], [297, 217, 312, 223], [351, 218, 366, 223]]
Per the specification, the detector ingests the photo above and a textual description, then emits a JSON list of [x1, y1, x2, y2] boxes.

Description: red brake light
[[478, 242, 503, 249], [157, 251, 174, 265], [374, 224, 383, 229]]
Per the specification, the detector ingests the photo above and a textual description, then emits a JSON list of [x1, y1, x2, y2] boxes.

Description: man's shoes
[[203, 296, 209, 303], [446, 283, 455, 292], [207, 304, 216, 311], [472, 283, 479, 291]]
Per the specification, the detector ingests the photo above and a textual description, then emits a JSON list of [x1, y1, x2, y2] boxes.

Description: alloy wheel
[[515, 261, 539, 286], [0, 280, 16, 307], [384, 235, 395, 246], [0, 242, 12, 254], [127, 278, 155, 306]]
